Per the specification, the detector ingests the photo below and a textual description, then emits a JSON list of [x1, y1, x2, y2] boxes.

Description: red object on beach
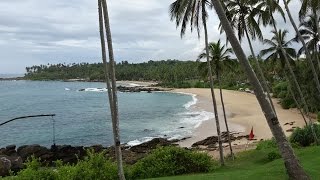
[[249, 127, 254, 140]]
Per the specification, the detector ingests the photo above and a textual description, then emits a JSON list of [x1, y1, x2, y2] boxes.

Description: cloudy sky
[[0, 0, 301, 74]]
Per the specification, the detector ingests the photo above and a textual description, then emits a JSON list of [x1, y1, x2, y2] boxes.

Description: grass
[[150, 146, 320, 180]]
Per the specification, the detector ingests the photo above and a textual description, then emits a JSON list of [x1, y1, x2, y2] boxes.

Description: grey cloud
[[0, 0, 306, 73]]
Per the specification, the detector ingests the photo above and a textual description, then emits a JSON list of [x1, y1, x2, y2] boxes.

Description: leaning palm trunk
[[211, 0, 310, 179], [283, 0, 320, 95], [270, 14, 319, 146], [217, 69, 234, 160], [283, 72, 308, 125], [313, 9, 320, 70], [99, 0, 126, 179], [243, 26, 277, 115], [202, 4, 224, 165]]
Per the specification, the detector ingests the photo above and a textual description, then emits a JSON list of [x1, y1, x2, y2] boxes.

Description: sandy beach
[[173, 88, 308, 152]]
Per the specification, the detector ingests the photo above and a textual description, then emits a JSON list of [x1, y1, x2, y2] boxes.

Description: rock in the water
[[0, 156, 11, 177], [130, 138, 176, 153], [17, 144, 50, 161]]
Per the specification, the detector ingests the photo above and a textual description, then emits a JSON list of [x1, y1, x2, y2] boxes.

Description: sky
[[0, 0, 301, 74]]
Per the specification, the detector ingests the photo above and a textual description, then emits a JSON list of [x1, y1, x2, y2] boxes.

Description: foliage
[[152, 146, 320, 180], [267, 151, 281, 161], [317, 112, 320, 122], [289, 124, 320, 147], [130, 146, 216, 179], [256, 139, 277, 150], [11, 151, 122, 180]]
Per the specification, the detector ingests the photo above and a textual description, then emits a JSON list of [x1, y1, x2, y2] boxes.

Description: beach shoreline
[[172, 88, 309, 152]]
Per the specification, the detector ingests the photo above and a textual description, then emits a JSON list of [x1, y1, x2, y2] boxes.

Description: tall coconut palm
[[260, 30, 308, 125], [297, 13, 320, 70], [222, 0, 278, 114], [198, 40, 234, 159], [261, 0, 319, 145], [281, 0, 320, 95], [98, 0, 126, 179], [169, 0, 225, 165], [211, 0, 310, 179]]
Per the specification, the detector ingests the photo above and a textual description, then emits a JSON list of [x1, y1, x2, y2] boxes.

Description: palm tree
[[260, 30, 297, 67], [169, 0, 225, 165], [198, 40, 234, 159], [260, 30, 308, 125], [222, 0, 277, 114], [297, 13, 320, 69], [262, 0, 319, 145], [211, 0, 310, 179], [98, 0, 126, 179], [281, 0, 320, 95]]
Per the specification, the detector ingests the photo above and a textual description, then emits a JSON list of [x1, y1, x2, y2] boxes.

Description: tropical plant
[[260, 30, 297, 68], [297, 12, 320, 70], [282, 0, 320, 95], [169, 0, 225, 165], [198, 40, 234, 159], [98, 0, 126, 179], [222, 0, 277, 114], [211, 0, 310, 178]]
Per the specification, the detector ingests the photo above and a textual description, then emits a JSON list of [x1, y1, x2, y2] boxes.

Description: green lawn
[[151, 146, 320, 180]]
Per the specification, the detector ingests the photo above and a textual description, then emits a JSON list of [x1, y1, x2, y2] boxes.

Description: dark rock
[[192, 136, 218, 147], [286, 128, 294, 132], [17, 144, 50, 161], [179, 127, 185, 129], [130, 138, 176, 153], [0, 156, 11, 177], [6, 145, 16, 151]]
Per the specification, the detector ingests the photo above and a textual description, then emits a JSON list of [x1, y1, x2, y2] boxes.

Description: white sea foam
[[183, 94, 197, 109], [65, 88, 70, 91], [178, 111, 214, 128], [84, 88, 107, 92], [127, 137, 156, 146], [128, 83, 140, 87]]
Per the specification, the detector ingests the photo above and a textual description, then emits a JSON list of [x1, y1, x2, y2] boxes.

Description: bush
[[12, 151, 122, 180], [130, 146, 215, 179], [280, 96, 296, 109], [290, 124, 320, 147], [267, 151, 281, 161], [272, 81, 288, 98], [317, 112, 320, 122], [256, 139, 277, 150]]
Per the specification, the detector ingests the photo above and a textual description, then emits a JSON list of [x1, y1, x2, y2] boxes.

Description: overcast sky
[[0, 0, 301, 74]]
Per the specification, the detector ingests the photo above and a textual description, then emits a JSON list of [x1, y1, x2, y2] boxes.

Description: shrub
[[12, 151, 122, 180], [267, 151, 281, 161], [280, 96, 296, 109], [256, 139, 277, 150], [317, 112, 320, 122], [15, 157, 57, 180], [130, 146, 215, 179], [290, 124, 320, 147]]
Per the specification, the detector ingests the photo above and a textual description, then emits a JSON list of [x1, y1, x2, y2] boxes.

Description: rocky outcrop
[[129, 138, 178, 153], [192, 132, 249, 147], [0, 156, 11, 177], [117, 86, 169, 93], [0, 137, 180, 176]]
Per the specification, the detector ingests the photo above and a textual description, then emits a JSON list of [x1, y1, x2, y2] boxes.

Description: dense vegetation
[[3, 140, 319, 180]]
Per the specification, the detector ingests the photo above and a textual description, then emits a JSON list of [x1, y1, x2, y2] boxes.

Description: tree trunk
[[270, 14, 319, 146], [244, 26, 277, 115], [313, 9, 320, 71], [202, 4, 225, 165], [100, 0, 126, 179], [283, 0, 320, 95], [211, 0, 310, 179], [283, 72, 308, 125], [217, 69, 234, 160]]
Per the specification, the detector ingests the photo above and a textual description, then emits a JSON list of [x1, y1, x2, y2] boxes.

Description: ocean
[[0, 80, 212, 148]]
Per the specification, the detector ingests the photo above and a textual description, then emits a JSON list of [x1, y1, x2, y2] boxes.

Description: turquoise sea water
[[0, 80, 209, 148]]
